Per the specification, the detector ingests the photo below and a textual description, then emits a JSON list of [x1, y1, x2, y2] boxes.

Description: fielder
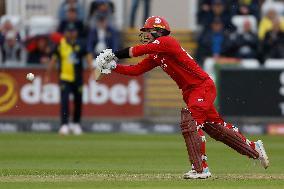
[[93, 16, 269, 179]]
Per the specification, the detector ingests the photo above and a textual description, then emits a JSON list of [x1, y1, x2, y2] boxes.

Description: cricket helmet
[[140, 16, 171, 34]]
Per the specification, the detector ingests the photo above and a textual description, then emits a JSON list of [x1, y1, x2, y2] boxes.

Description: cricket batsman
[[92, 16, 269, 179]]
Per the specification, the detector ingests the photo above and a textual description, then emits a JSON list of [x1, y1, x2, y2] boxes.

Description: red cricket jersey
[[114, 36, 210, 92]]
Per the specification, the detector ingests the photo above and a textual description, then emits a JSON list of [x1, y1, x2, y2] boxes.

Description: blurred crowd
[[0, 0, 120, 67], [196, 0, 284, 64], [1, 0, 284, 67]]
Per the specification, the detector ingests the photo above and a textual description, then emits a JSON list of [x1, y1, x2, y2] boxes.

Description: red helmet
[[140, 16, 171, 34]]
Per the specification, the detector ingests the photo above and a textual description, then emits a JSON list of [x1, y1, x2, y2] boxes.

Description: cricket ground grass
[[0, 133, 283, 189]]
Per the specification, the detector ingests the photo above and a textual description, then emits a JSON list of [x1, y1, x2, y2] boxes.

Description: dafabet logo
[[0, 72, 18, 113]]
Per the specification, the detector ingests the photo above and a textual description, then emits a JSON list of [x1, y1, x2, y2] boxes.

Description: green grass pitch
[[0, 133, 283, 189]]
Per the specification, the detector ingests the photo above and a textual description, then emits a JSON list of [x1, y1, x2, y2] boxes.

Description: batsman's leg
[[204, 106, 269, 168], [223, 122, 269, 168], [204, 106, 258, 158], [203, 122, 259, 158], [180, 108, 211, 179]]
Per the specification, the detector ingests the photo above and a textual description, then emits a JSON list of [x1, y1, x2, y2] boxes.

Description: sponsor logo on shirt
[[161, 63, 167, 70], [152, 40, 160, 44]]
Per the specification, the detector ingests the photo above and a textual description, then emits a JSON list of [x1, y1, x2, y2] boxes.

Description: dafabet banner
[[0, 68, 144, 118]]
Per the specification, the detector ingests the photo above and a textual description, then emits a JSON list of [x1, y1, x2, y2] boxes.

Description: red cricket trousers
[[183, 78, 224, 125]]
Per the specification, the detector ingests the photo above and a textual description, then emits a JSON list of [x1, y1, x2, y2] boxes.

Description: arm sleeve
[[131, 38, 170, 57], [114, 56, 157, 76]]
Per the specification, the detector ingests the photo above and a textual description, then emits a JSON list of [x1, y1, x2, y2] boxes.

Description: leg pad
[[180, 108, 203, 173], [203, 123, 259, 159]]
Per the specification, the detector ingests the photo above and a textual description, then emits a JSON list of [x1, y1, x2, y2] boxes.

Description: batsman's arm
[[90, 47, 157, 78], [114, 56, 157, 76], [113, 38, 169, 59], [130, 38, 170, 57]]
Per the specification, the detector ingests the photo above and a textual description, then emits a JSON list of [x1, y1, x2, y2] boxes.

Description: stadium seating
[[231, 15, 257, 33], [27, 15, 57, 37], [0, 15, 21, 28], [261, 0, 284, 16], [264, 59, 284, 68], [240, 59, 260, 69]]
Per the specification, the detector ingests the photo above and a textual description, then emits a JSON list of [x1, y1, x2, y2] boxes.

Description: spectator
[[228, 19, 258, 58], [197, 0, 212, 26], [0, 19, 21, 46], [89, 0, 114, 18], [196, 18, 230, 64], [198, 0, 235, 33], [26, 35, 52, 65], [261, 18, 284, 60], [258, 8, 284, 40], [58, 8, 85, 38], [88, 0, 114, 30], [130, 0, 151, 28], [58, 0, 85, 21], [231, 0, 260, 20], [0, 30, 25, 67], [86, 9, 119, 58]]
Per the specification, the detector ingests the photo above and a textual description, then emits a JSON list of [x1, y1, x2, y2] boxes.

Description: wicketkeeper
[[92, 16, 269, 179]]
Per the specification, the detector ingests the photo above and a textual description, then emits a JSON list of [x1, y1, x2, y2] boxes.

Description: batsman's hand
[[93, 49, 117, 73], [92, 49, 117, 80]]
